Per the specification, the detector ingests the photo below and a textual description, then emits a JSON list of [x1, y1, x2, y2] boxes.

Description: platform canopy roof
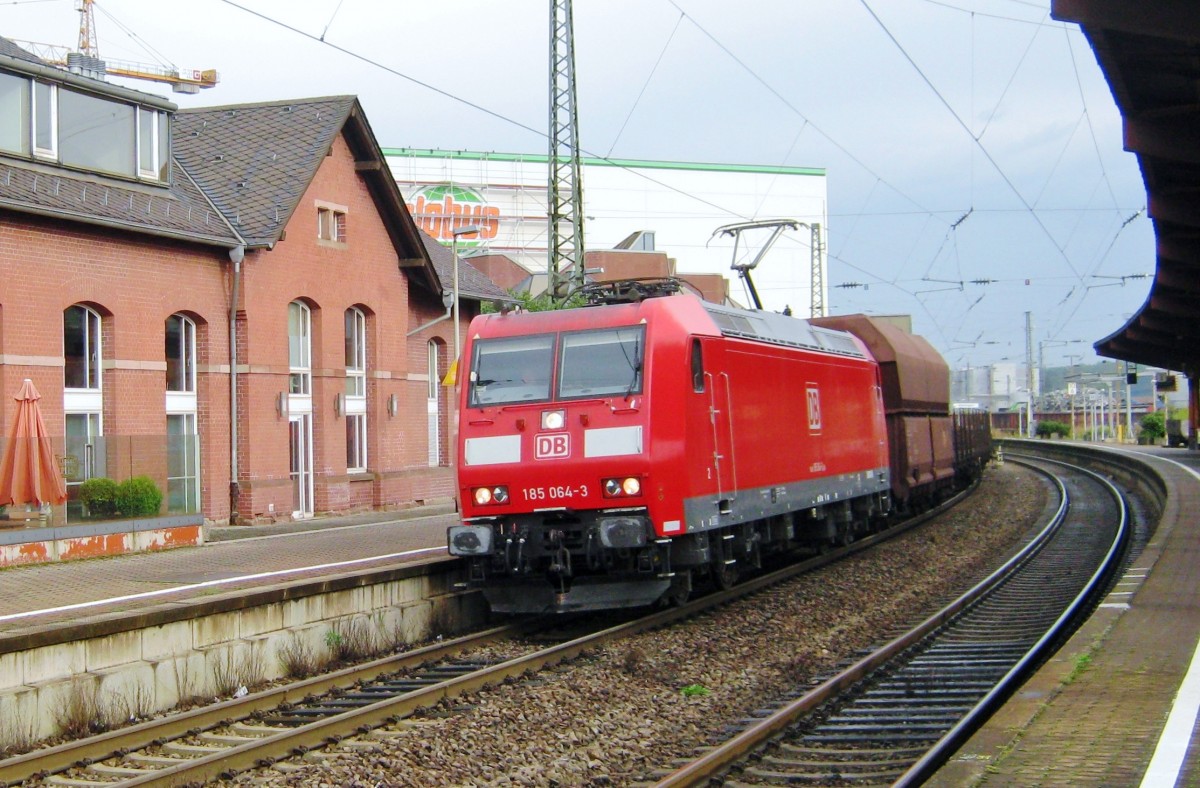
[[1052, 0, 1200, 374]]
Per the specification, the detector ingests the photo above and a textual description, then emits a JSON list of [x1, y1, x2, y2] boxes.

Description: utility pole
[[547, 0, 585, 304], [809, 223, 825, 318], [1025, 312, 1035, 437]]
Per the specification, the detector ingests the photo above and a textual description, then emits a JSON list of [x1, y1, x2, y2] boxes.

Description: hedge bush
[[79, 477, 119, 518], [1035, 420, 1071, 439], [115, 476, 164, 517]]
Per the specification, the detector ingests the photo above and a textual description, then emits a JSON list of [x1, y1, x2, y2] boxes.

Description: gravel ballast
[[230, 462, 1048, 787]]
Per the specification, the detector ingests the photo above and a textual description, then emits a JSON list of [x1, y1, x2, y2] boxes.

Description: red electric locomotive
[[448, 282, 901, 613]]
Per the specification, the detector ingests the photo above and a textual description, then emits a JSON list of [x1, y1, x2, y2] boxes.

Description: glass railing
[[0, 434, 200, 524]]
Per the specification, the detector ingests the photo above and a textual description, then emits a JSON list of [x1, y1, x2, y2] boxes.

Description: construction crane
[[11, 0, 218, 94]]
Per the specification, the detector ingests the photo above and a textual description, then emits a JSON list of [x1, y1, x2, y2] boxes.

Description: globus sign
[[407, 184, 500, 243]]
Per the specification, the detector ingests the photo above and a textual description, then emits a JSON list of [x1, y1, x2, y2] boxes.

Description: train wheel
[[712, 561, 738, 590], [663, 572, 692, 607]]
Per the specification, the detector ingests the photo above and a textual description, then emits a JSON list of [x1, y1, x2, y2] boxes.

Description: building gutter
[[406, 301, 453, 337]]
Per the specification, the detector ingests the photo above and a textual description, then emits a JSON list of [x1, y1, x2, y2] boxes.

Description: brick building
[[0, 38, 506, 531]]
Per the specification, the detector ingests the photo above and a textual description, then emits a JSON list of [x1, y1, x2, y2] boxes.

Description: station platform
[[0, 503, 459, 639], [0, 445, 1198, 785], [929, 443, 1200, 787]]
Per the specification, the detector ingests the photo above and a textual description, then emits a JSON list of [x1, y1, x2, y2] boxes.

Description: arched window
[[344, 307, 367, 472], [165, 314, 199, 513], [428, 339, 444, 466], [165, 313, 196, 393], [63, 304, 104, 519], [287, 301, 314, 518], [64, 304, 101, 391], [288, 301, 311, 395]]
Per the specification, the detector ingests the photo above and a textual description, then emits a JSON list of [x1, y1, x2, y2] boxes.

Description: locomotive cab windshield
[[468, 326, 645, 406], [469, 335, 554, 406]]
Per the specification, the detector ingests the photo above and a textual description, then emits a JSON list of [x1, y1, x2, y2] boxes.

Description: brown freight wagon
[[811, 314, 989, 511]]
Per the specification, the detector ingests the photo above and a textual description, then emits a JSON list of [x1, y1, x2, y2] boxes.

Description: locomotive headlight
[[541, 409, 566, 430], [472, 486, 509, 506], [448, 525, 494, 556], [603, 476, 642, 498]]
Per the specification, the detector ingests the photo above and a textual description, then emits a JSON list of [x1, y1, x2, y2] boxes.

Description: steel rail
[[652, 457, 1120, 788], [0, 624, 525, 785], [1, 484, 979, 786], [896, 457, 1128, 785]]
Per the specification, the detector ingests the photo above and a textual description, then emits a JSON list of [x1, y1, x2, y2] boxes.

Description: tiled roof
[[0, 42, 237, 244], [0, 159, 240, 244], [0, 36, 48, 66], [418, 228, 513, 303], [0, 57, 511, 301], [173, 96, 357, 248]]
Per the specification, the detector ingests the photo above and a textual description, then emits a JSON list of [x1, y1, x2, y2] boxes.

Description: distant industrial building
[[385, 149, 828, 312], [952, 363, 1036, 413]]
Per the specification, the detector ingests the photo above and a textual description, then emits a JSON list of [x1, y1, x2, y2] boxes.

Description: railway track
[[0, 484, 981, 787], [652, 456, 1128, 787]]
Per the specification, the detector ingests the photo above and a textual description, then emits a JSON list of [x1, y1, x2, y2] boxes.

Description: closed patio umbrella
[[0, 379, 68, 508]]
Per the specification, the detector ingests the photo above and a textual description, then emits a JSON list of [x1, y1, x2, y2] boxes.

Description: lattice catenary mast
[[547, 0, 585, 303]]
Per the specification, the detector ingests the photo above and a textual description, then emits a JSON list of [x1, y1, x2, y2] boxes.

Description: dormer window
[[0, 67, 169, 183], [33, 80, 56, 160], [60, 87, 134, 176], [0, 72, 29, 155], [137, 107, 168, 180]]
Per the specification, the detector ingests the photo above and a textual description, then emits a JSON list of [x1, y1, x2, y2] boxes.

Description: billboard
[[386, 149, 828, 314]]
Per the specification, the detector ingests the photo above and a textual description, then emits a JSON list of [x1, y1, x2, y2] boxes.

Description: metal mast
[[809, 222, 825, 318], [547, 0, 585, 303]]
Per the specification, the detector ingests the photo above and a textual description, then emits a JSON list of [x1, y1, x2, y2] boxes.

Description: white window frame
[[427, 340, 442, 466], [166, 412, 201, 513], [137, 106, 163, 180], [165, 314, 199, 512], [345, 308, 366, 398], [344, 307, 367, 472], [64, 411, 103, 486], [288, 301, 312, 396], [32, 80, 57, 160], [165, 313, 196, 394], [346, 414, 367, 473], [317, 202, 347, 245], [64, 305, 102, 412]]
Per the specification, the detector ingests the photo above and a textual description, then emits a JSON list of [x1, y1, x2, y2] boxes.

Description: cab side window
[[691, 338, 705, 392]]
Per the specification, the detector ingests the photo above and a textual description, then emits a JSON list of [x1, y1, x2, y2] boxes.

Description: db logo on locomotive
[[535, 433, 570, 460]]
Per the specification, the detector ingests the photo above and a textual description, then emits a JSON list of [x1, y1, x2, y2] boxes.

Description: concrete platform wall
[[0, 563, 486, 744]]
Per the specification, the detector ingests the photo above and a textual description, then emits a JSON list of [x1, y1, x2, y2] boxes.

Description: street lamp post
[[450, 225, 482, 371]]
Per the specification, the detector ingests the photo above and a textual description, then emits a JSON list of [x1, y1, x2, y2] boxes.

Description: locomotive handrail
[[705, 370, 725, 503], [721, 372, 739, 500]]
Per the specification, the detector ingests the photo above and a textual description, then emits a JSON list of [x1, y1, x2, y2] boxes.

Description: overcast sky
[[2, 0, 1153, 371]]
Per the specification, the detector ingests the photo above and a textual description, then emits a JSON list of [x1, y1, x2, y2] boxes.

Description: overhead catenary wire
[[859, 0, 1086, 285], [180, 0, 1147, 368]]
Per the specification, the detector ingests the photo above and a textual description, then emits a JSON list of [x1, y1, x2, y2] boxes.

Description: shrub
[[1036, 420, 1071, 439], [78, 477, 119, 518], [1140, 411, 1167, 441], [115, 476, 163, 517]]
